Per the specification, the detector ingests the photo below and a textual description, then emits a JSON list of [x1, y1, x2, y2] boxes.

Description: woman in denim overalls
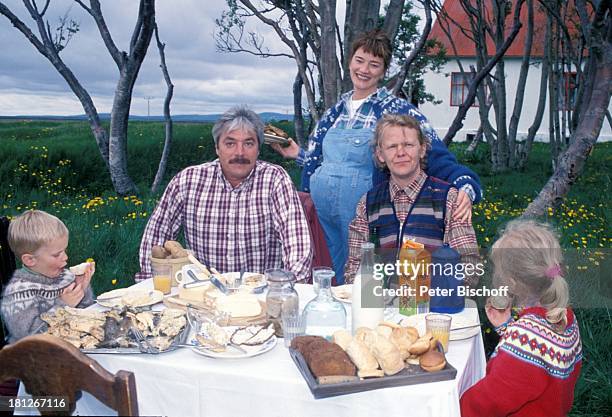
[[272, 30, 481, 283]]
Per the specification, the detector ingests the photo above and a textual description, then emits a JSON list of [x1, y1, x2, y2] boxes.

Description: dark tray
[[289, 347, 457, 399]]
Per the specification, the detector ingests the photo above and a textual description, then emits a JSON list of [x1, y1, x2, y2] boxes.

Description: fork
[[130, 327, 158, 354]]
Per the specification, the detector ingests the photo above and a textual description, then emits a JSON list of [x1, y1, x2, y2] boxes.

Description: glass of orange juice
[[152, 264, 172, 295], [425, 313, 452, 352]]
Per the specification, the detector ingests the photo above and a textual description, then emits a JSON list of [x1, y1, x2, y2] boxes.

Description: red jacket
[[461, 307, 582, 417]]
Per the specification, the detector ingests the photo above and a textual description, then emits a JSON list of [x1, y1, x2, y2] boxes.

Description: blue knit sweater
[[296, 88, 482, 203]]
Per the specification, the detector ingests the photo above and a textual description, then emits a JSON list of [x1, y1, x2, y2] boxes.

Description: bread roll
[[370, 334, 405, 376], [389, 327, 418, 360], [332, 329, 353, 351], [346, 339, 379, 373], [376, 324, 393, 339], [354, 327, 378, 349], [164, 240, 188, 258]]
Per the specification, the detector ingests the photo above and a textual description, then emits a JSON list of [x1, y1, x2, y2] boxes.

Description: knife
[[209, 275, 229, 294]]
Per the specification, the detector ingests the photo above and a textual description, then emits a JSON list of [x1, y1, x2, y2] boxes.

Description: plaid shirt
[[344, 171, 480, 286], [137, 160, 312, 281], [296, 87, 481, 202]]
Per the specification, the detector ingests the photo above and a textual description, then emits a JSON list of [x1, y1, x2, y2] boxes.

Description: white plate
[[397, 313, 481, 341], [331, 284, 352, 304], [220, 272, 267, 293], [190, 335, 277, 359], [96, 288, 164, 308]]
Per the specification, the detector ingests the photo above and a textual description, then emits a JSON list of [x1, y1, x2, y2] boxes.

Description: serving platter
[[96, 288, 164, 309], [289, 345, 456, 399], [83, 320, 191, 354], [190, 335, 277, 359]]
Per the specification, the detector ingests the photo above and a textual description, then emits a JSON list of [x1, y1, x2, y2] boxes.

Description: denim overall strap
[[309, 126, 375, 283]]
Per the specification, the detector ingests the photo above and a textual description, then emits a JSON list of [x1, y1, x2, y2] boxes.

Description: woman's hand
[[60, 282, 85, 307], [485, 299, 512, 328], [453, 190, 473, 223], [270, 138, 300, 160]]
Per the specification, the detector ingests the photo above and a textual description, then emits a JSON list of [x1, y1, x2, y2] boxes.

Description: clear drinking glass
[[425, 313, 452, 353], [282, 312, 306, 348], [265, 269, 299, 337]]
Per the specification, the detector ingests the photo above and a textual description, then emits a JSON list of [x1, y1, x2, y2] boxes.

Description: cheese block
[[178, 284, 210, 302], [215, 293, 262, 318]]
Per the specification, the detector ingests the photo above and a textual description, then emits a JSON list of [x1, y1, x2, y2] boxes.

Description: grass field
[[1, 119, 610, 415]]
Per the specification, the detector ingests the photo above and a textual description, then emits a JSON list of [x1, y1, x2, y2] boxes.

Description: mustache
[[229, 157, 251, 165]]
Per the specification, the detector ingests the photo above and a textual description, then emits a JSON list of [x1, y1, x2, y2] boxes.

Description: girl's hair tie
[[545, 264, 562, 280]]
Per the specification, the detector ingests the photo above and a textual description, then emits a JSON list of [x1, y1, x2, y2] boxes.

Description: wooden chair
[[0, 334, 139, 416]]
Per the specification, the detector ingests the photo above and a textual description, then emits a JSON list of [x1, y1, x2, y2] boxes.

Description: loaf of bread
[[290, 336, 356, 378]]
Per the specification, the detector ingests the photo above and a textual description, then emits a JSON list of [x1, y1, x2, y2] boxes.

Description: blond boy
[[1, 210, 95, 342]]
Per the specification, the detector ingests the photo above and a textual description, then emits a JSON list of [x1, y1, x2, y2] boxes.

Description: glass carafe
[[303, 269, 346, 340], [265, 269, 299, 337]]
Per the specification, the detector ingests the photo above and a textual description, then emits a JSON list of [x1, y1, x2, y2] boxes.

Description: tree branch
[[391, 0, 432, 96], [443, 0, 526, 145], [85, 0, 124, 68]]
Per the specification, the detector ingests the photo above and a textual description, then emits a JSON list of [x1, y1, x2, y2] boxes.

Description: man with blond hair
[[1, 210, 95, 342]]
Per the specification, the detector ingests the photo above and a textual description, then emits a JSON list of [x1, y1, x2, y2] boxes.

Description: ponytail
[[541, 273, 569, 329]]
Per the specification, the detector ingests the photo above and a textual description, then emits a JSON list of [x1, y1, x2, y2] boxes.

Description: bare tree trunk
[[523, 1, 611, 217], [382, 0, 406, 41], [102, 0, 155, 195], [0, 1, 110, 167], [518, 14, 551, 170], [151, 23, 174, 194], [466, 125, 483, 154], [292, 72, 306, 145], [342, 0, 381, 92], [320, 0, 341, 108], [508, 0, 534, 166], [443, 0, 526, 145]]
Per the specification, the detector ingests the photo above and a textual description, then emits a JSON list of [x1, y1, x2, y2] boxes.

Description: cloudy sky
[[0, 0, 317, 116]]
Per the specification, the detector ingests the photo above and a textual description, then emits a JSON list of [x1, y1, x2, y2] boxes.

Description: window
[[450, 72, 480, 107], [560, 72, 577, 111]]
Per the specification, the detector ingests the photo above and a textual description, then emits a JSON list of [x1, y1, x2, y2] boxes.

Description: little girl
[[460, 219, 582, 417]]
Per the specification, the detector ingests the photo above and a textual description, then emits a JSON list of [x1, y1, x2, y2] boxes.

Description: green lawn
[[0, 119, 610, 415]]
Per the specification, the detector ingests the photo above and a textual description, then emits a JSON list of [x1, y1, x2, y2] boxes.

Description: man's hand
[[485, 299, 512, 328], [453, 189, 473, 223], [74, 262, 95, 289], [270, 138, 300, 160], [60, 282, 85, 307]]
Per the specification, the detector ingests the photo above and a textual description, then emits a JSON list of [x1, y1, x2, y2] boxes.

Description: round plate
[[96, 288, 164, 308], [331, 284, 352, 304], [220, 272, 267, 294], [190, 335, 277, 359], [396, 313, 481, 341]]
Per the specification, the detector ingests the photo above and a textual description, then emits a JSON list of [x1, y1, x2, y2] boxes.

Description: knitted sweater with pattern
[[1, 267, 94, 343], [460, 307, 582, 417]]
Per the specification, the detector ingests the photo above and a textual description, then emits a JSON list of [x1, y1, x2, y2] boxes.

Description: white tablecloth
[[19, 281, 486, 417]]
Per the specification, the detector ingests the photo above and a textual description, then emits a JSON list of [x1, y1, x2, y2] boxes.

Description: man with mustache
[[137, 106, 312, 281]]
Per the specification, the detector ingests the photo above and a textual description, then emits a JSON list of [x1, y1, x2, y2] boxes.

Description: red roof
[[428, 0, 587, 58]]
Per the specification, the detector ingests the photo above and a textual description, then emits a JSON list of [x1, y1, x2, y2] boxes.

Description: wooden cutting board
[[163, 295, 269, 326]]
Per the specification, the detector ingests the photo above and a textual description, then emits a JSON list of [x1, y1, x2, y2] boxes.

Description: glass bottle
[[303, 269, 346, 340], [352, 242, 384, 333], [265, 269, 299, 337]]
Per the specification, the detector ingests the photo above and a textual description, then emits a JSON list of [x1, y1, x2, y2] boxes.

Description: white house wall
[[420, 58, 612, 142]]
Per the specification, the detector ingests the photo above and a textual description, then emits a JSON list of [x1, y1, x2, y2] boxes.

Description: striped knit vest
[[365, 176, 450, 253]]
